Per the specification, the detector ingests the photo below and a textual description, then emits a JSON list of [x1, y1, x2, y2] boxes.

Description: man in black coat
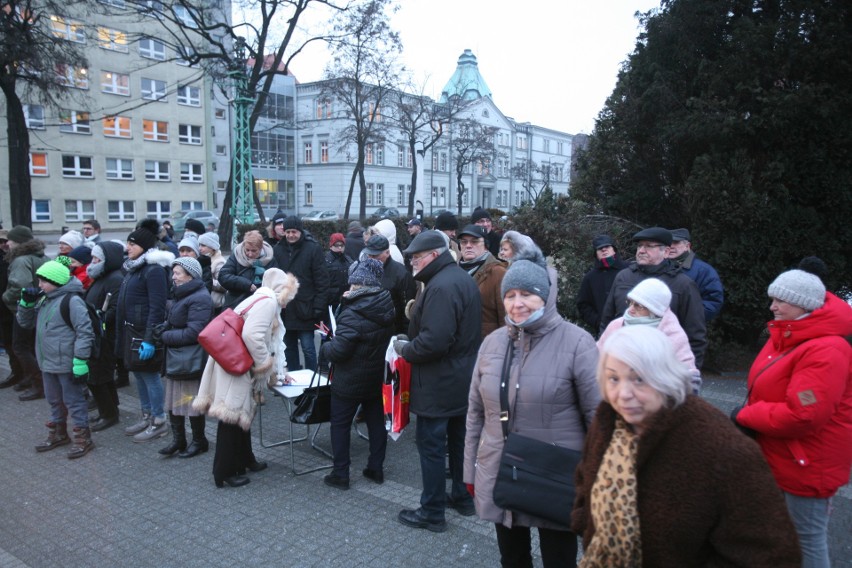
[[344, 221, 365, 260], [599, 227, 707, 368], [576, 234, 628, 335], [273, 216, 329, 371], [394, 230, 481, 533], [363, 234, 416, 334]]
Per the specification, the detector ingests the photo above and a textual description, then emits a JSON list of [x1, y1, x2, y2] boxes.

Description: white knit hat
[[59, 230, 85, 249], [627, 278, 672, 317], [768, 269, 825, 311], [198, 232, 220, 251]]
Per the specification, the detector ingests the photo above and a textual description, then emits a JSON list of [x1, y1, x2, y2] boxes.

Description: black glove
[[151, 322, 169, 345], [21, 287, 44, 305], [730, 405, 756, 439]]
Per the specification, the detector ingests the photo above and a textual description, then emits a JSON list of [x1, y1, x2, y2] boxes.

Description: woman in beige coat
[[464, 260, 600, 567], [193, 268, 298, 488]]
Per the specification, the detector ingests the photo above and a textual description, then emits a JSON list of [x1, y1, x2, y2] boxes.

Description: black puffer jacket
[[381, 257, 416, 334], [576, 254, 628, 333], [399, 251, 482, 417], [320, 287, 394, 400], [324, 249, 353, 309], [161, 278, 212, 381], [273, 231, 329, 331], [85, 241, 124, 384]]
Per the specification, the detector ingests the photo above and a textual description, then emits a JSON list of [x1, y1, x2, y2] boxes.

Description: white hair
[[597, 326, 691, 407]]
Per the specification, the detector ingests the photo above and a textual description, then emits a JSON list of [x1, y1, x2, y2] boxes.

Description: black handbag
[[164, 343, 206, 377], [491, 346, 581, 526], [123, 324, 164, 372], [290, 363, 332, 425]]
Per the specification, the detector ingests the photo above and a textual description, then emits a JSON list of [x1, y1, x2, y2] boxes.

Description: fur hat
[[329, 233, 346, 247], [501, 259, 550, 302], [282, 216, 303, 231], [178, 236, 200, 257], [172, 257, 202, 280], [434, 211, 459, 231], [7, 225, 33, 244], [349, 258, 384, 287], [627, 278, 672, 317], [198, 232, 220, 251], [262, 268, 299, 307], [768, 269, 826, 311], [183, 218, 206, 236], [36, 260, 71, 286], [67, 245, 92, 265], [59, 230, 85, 249], [632, 227, 673, 246]]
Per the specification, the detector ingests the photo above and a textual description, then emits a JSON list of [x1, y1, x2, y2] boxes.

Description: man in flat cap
[[394, 230, 481, 533], [457, 224, 506, 338], [667, 228, 724, 322], [600, 227, 707, 369], [576, 234, 628, 335]]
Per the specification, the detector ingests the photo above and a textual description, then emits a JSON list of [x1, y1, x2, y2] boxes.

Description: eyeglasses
[[331, 242, 345, 248], [636, 243, 666, 251], [82, 227, 94, 232], [626, 300, 648, 311], [411, 251, 434, 263]]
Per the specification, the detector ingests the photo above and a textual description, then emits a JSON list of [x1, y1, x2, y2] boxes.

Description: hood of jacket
[[98, 241, 126, 274], [145, 249, 175, 268], [344, 287, 395, 327], [374, 219, 398, 246], [6, 239, 46, 263], [767, 292, 852, 351], [233, 241, 275, 267], [44, 276, 85, 300]]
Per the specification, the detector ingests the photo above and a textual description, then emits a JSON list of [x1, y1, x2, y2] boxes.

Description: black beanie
[[184, 218, 206, 235], [127, 227, 158, 251], [282, 216, 303, 231]]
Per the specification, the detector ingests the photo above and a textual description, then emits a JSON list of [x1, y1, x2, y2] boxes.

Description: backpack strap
[[59, 293, 75, 329]]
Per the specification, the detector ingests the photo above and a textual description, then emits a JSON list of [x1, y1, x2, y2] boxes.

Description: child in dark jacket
[[17, 260, 96, 459]]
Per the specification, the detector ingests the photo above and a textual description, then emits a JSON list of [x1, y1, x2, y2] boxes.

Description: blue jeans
[[284, 329, 317, 371], [415, 414, 471, 521], [784, 492, 831, 568], [43, 371, 88, 428], [134, 371, 165, 419]]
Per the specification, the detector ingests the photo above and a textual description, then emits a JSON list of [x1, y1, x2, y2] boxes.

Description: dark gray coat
[[161, 278, 212, 380]]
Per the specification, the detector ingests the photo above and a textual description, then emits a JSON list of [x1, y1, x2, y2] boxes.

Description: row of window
[[52, 15, 197, 59], [33, 197, 201, 224], [29, 153, 204, 183], [43, 63, 202, 105]]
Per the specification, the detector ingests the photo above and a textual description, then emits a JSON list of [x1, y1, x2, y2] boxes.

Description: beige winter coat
[[464, 301, 601, 530]]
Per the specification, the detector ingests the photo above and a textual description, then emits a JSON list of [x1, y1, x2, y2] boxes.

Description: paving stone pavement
[[0, 355, 849, 567]]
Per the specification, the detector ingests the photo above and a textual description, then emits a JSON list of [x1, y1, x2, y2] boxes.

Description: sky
[[285, 0, 662, 135]]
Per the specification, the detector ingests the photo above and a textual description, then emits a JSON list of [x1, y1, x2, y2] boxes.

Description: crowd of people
[[1, 210, 850, 567]]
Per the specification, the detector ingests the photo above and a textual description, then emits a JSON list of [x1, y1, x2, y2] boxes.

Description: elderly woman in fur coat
[[193, 268, 298, 488], [572, 326, 799, 567]]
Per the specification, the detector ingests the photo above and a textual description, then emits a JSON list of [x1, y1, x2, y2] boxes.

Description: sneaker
[[446, 493, 476, 516], [132, 417, 168, 442], [124, 414, 151, 436]]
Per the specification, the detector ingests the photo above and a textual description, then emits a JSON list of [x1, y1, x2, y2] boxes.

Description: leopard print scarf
[[579, 417, 642, 567]]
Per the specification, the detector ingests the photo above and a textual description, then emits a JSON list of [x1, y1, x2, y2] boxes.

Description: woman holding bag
[[464, 260, 600, 567], [192, 268, 298, 488], [157, 257, 213, 458]]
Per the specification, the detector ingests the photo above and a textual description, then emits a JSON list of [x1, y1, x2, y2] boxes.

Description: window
[[177, 85, 200, 106], [440, 152, 447, 172], [304, 142, 312, 164], [398, 144, 405, 167], [516, 134, 527, 150], [432, 152, 438, 170], [496, 189, 508, 208], [216, 145, 226, 156], [98, 0, 125, 6], [33, 200, 52, 223], [59, 110, 91, 134], [216, 180, 227, 191], [365, 183, 384, 206], [305, 183, 313, 206], [368, 102, 381, 122], [398, 185, 409, 207], [557, 141, 564, 155], [251, 132, 293, 167], [101, 71, 130, 96], [146, 201, 171, 220], [178, 124, 202, 145], [554, 165, 563, 182], [320, 141, 329, 163], [375, 144, 384, 166], [56, 65, 88, 89], [366, 143, 373, 165], [316, 99, 331, 119], [65, 200, 95, 222], [106, 158, 133, 180], [543, 139, 551, 153], [139, 37, 166, 60], [30, 153, 48, 176], [145, 160, 170, 181], [143, 119, 169, 142], [181, 201, 203, 211], [173, 5, 197, 27], [215, 108, 226, 120], [24, 105, 44, 129], [103, 116, 131, 138], [97, 27, 128, 52], [180, 163, 203, 183], [62, 155, 94, 178], [136, 0, 163, 15], [50, 16, 85, 43], [141, 78, 167, 101], [108, 200, 135, 222], [366, 183, 375, 206]]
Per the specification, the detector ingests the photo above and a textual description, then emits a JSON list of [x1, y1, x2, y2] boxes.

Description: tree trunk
[[1, 77, 32, 227], [344, 166, 358, 221], [408, 139, 419, 217], [358, 164, 367, 221]]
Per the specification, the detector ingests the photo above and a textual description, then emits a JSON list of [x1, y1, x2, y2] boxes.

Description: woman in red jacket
[[734, 269, 852, 568]]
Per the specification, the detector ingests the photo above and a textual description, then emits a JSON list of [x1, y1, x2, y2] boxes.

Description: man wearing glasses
[[82, 220, 101, 245], [457, 224, 507, 338], [599, 227, 707, 368], [394, 230, 481, 533]]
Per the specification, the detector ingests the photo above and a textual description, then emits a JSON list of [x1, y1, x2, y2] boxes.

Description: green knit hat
[[36, 260, 72, 286]]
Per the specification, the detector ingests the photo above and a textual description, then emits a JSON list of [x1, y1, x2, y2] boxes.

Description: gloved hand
[[72, 358, 89, 385], [466, 483, 475, 498], [138, 341, 156, 361], [392, 334, 409, 355], [730, 405, 757, 439], [20, 287, 43, 307], [151, 322, 169, 345]]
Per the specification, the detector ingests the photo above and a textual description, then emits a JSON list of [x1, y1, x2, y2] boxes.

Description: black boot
[[179, 415, 209, 458], [158, 413, 186, 457]]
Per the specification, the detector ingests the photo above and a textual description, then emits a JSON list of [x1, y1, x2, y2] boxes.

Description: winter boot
[[124, 413, 151, 436], [67, 427, 94, 459], [178, 415, 209, 458], [35, 422, 71, 452], [158, 413, 187, 456], [133, 415, 169, 442]]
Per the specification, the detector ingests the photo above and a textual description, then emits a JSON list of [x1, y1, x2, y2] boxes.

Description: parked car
[[169, 210, 219, 233], [302, 210, 339, 222], [373, 207, 399, 219]]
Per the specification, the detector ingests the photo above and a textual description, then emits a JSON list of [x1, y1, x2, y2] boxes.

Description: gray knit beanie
[[348, 258, 384, 287], [178, 236, 200, 257], [172, 257, 202, 280], [767, 269, 825, 311], [198, 232, 220, 251], [501, 259, 550, 301]]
